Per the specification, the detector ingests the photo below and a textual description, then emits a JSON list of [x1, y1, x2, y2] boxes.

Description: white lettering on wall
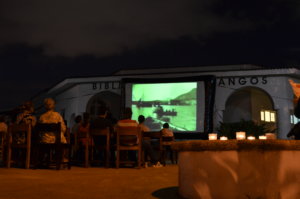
[[92, 81, 121, 90], [218, 76, 267, 87]]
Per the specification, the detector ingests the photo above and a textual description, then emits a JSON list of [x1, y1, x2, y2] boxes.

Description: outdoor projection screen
[[123, 77, 212, 133]]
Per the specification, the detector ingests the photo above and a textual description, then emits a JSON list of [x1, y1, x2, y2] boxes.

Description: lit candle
[[247, 136, 255, 140], [236, 132, 246, 140], [259, 135, 267, 140], [208, 133, 218, 140], [266, 133, 276, 140], [220, 136, 228, 140]]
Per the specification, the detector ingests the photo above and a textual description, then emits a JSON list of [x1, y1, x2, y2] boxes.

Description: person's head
[[138, 115, 145, 124], [23, 101, 34, 113], [74, 115, 82, 124], [163, 123, 169, 129], [123, 107, 132, 119], [97, 106, 107, 117], [43, 98, 55, 111]]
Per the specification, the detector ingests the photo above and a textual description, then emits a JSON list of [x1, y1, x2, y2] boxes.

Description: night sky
[[1, 0, 300, 110]]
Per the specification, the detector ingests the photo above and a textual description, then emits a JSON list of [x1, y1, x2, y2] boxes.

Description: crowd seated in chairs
[[141, 123, 176, 167], [73, 107, 115, 168], [2, 101, 177, 170]]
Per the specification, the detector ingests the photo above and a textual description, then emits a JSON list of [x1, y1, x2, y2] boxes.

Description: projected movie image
[[132, 82, 197, 131]]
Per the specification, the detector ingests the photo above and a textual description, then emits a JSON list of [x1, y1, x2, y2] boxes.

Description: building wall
[[49, 69, 298, 139], [214, 75, 295, 138], [55, 81, 121, 127]]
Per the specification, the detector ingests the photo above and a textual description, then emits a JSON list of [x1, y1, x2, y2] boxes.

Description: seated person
[[71, 115, 82, 148], [90, 106, 114, 134], [15, 101, 37, 144], [0, 116, 8, 134], [138, 115, 150, 133], [117, 108, 161, 167], [16, 101, 37, 127], [0, 116, 7, 146], [161, 123, 174, 137], [71, 115, 82, 135], [77, 112, 92, 147], [117, 107, 139, 145], [90, 106, 114, 162], [38, 98, 67, 143]]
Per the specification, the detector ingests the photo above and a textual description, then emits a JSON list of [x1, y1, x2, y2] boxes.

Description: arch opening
[[223, 86, 275, 124], [86, 91, 121, 121]]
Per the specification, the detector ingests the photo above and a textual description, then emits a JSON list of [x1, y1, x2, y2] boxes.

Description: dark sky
[[1, 0, 300, 110]]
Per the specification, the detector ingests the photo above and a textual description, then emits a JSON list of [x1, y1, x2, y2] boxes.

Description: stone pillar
[[213, 109, 224, 132], [277, 107, 292, 139]]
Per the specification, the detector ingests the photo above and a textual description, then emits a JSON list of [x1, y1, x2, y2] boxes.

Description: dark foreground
[[0, 165, 180, 199]]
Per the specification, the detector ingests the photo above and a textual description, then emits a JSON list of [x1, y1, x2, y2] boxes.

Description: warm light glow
[[236, 132, 246, 140], [270, 112, 275, 122], [265, 111, 271, 122], [260, 111, 265, 121], [266, 133, 276, 140], [208, 133, 218, 140], [220, 136, 228, 140], [247, 136, 255, 140], [261, 110, 276, 122], [259, 135, 267, 140]]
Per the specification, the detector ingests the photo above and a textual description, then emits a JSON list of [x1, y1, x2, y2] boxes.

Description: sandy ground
[[0, 165, 180, 199]]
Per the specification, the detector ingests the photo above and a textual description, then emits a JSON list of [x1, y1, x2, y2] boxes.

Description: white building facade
[[32, 65, 300, 139]]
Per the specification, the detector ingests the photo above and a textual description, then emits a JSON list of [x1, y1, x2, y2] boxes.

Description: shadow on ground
[[152, 186, 183, 199]]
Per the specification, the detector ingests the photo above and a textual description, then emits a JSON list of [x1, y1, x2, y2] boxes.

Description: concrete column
[[213, 109, 224, 132], [277, 107, 292, 139]]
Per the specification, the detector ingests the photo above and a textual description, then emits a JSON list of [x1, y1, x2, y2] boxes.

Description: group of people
[[74, 106, 174, 168], [0, 97, 175, 168], [0, 98, 67, 145]]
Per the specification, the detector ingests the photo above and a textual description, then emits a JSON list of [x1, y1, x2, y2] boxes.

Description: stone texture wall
[[174, 140, 300, 199]]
